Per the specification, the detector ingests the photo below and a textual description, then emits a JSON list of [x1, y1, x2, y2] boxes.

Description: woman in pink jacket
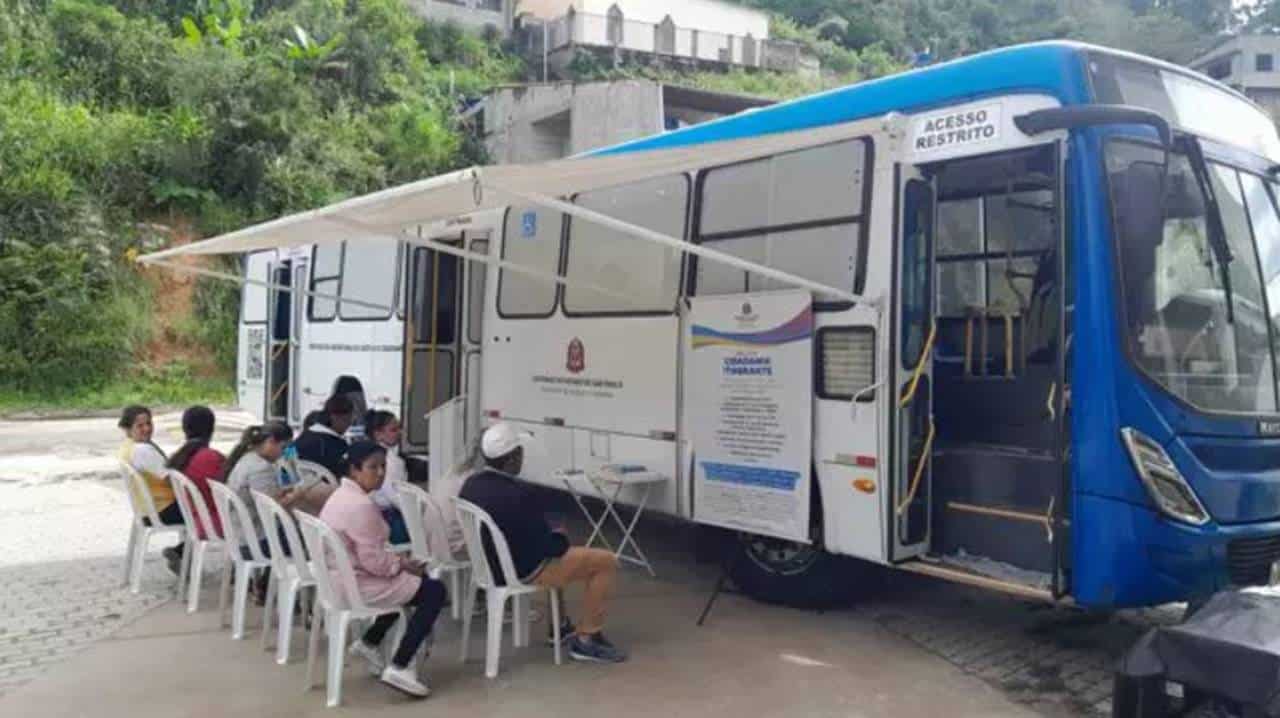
[[318, 442, 446, 698]]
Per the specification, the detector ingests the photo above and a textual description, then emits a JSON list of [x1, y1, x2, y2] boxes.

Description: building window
[[1259, 53, 1274, 72]]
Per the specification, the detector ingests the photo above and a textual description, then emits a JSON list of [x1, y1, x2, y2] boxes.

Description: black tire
[[725, 531, 875, 610]]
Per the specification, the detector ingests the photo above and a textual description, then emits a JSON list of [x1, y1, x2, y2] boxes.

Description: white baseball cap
[[481, 422, 534, 460]]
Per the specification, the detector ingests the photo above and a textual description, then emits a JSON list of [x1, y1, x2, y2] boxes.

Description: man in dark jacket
[[459, 423, 626, 663], [293, 394, 354, 478]]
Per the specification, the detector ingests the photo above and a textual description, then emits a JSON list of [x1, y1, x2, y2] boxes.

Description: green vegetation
[[731, 0, 1237, 64], [0, 0, 521, 410]]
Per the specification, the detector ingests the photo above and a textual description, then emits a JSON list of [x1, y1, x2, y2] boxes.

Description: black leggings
[[362, 578, 447, 668]]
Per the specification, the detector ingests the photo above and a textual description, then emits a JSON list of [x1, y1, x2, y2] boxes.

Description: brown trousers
[[530, 547, 618, 636]]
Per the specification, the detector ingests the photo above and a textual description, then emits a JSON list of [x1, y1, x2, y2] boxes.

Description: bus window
[[410, 249, 458, 345], [901, 180, 934, 368], [243, 253, 269, 324], [309, 242, 342, 321], [498, 206, 563, 318], [340, 238, 400, 321], [937, 199, 984, 316], [563, 175, 687, 315], [696, 139, 869, 302]]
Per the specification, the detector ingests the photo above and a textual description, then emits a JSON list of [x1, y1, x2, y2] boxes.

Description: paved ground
[[0, 411, 1189, 715]]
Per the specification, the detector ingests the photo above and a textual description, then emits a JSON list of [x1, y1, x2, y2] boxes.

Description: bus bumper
[[1073, 494, 1280, 609]]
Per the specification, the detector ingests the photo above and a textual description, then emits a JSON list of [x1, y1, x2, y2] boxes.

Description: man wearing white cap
[[459, 422, 627, 663]]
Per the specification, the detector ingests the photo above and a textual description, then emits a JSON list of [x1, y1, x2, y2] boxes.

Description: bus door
[[266, 259, 293, 423], [402, 239, 463, 454], [890, 169, 936, 561], [460, 232, 489, 445], [237, 252, 272, 420]]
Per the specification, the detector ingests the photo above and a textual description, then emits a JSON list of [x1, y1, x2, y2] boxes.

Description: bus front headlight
[[1121, 427, 1210, 526]]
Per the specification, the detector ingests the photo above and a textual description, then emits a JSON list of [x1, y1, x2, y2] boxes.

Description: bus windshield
[[1090, 52, 1280, 163], [1107, 141, 1280, 414]]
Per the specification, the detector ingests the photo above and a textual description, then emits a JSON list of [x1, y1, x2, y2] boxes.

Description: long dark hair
[[118, 404, 166, 460], [168, 406, 216, 473], [364, 410, 397, 443], [319, 394, 354, 427], [219, 422, 293, 481]]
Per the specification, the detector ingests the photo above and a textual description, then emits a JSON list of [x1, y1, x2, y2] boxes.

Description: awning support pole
[[139, 257, 395, 314]]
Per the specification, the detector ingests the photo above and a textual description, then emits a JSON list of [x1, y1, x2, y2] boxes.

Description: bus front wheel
[[725, 531, 871, 609]]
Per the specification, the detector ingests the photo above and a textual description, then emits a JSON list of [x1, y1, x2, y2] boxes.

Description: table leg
[[564, 477, 613, 553], [600, 483, 656, 577]]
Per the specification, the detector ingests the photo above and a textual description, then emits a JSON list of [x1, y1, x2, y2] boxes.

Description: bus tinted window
[[499, 206, 563, 317], [309, 243, 342, 321], [564, 175, 687, 314], [697, 138, 869, 301], [901, 180, 934, 368], [340, 238, 399, 320]]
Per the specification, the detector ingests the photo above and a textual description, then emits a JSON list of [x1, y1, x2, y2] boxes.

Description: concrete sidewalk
[[4, 556, 1037, 718]]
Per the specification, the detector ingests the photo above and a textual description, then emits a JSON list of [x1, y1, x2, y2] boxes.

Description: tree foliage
[[0, 0, 521, 397], [732, 0, 1231, 64]]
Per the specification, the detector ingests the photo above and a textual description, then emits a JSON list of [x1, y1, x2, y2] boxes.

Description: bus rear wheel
[[725, 532, 871, 609]]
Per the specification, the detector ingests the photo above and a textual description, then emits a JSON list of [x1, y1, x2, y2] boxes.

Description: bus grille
[[1227, 536, 1280, 586]]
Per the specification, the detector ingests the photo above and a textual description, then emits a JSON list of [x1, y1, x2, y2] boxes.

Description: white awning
[[139, 114, 890, 306]]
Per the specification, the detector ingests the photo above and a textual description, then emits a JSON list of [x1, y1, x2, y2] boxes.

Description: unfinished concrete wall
[[483, 80, 663, 163], [567, 80, 663, 155]]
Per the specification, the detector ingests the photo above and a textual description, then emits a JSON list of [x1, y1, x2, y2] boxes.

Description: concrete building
[[405, 0, 516, 36], [1190, 35, 1280, 121], [514, 0, 817, 78], [471, 79, 774, 164]]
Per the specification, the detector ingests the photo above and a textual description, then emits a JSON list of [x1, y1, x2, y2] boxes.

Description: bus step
[[899, 557, 1060, 604]]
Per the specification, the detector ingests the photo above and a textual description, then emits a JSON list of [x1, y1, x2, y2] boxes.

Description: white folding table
[[555, 466, 668, 577]]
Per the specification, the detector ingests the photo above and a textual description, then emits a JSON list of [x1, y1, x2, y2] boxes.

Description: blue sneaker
[[568, 633, 628, 663], [546, 618, 575, 646]]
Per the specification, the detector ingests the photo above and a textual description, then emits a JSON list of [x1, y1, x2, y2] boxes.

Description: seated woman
[[294, 395, 354, 478], [321, 442, 447, 699], [365, 410, 410, 545], [167, 406, 225, 541], [223, 423, 334, 556], [118, 405, 183, 574]]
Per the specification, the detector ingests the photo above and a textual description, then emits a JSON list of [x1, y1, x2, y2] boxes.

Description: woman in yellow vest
[[119, 405, 184, 573]]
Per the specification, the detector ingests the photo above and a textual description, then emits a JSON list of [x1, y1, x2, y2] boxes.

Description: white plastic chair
[[118, 461, 187, 595], [167, 470, 226, 613], [295, 512, 409, 708], [208, 482, 273, 642], [454, 498, 562, 679], [295, 460, 338, 486], [252, 490, 317, 666], [397, 482, 469, 621]]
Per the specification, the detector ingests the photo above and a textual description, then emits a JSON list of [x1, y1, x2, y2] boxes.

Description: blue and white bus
[[205, 40, 1280, 611]]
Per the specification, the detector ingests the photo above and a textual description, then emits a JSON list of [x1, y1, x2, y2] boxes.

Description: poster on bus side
[[688, 291, 813, 543]]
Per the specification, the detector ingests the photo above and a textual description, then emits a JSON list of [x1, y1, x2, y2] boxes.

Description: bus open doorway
[[909, 143, 1071, 598]]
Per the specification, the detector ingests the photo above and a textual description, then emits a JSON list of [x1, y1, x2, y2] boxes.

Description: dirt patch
[[137, 220, 225, 380]]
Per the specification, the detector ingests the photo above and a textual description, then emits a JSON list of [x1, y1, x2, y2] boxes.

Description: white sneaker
[[349, 640, 386, 676], [380, 665, 430, 698]]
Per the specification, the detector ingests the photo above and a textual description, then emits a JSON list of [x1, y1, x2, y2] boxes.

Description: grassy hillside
[[0, 0, 521, 412]]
